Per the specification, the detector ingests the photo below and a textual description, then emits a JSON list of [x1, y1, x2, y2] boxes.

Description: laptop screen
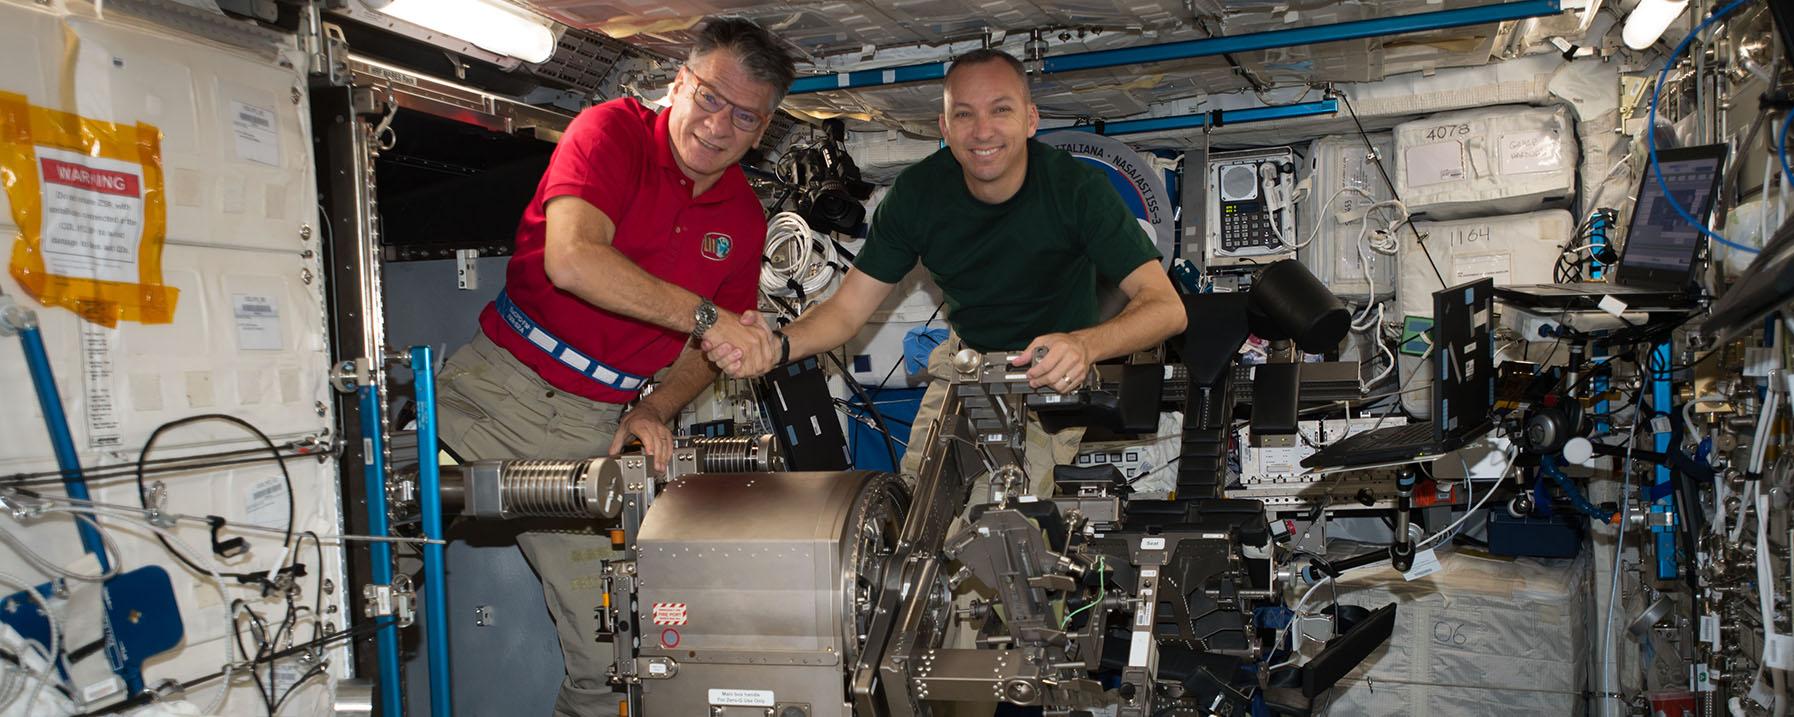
[[1617, 145, 1727, 279]]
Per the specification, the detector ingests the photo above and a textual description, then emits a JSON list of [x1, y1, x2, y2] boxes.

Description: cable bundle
[[760, 211, 840, 299], [1552, 209, 1619, 284], [1306, 185, 1410, 390]]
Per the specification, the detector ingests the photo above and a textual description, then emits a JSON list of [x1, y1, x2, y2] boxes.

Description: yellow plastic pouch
[[2, 91, 176, 326]]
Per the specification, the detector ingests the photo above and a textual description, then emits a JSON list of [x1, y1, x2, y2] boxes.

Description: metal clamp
[[363, 574, 416, 628], [0, 295, 33, 337], [329, 358, 373, 394]]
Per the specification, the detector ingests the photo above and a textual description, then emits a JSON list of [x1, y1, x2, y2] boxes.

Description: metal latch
[[634, 657, 677, 680], [362, 574, 415, 628]]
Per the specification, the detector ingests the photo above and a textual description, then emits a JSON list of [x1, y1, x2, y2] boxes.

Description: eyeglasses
[[683, 66, 770, 133]]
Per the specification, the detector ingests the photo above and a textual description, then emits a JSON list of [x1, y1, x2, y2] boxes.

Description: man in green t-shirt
[[708, 48, 1184, 475]]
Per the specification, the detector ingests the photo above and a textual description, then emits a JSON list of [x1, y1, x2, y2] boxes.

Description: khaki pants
[[436, 331, 629, 717], [899, 333, 1084, 717], [900, 331, 1085, 496]]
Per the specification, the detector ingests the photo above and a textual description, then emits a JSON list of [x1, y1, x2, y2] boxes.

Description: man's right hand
[[702, 309, 777, 378]]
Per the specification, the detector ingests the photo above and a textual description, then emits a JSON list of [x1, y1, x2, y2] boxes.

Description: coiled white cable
[[761, 212, 839, 298], [1308, 183, 1409, 391]]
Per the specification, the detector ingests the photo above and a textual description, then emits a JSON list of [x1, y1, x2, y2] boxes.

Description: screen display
[[1622, 156, 1722, 271]]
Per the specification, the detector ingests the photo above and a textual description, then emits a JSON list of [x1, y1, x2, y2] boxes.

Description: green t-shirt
[[854, 140, 1161, 352]]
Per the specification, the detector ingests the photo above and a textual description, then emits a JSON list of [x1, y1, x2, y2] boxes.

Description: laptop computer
[[1301, 278, 1495, 468], [1495, 143, 1728, 310]]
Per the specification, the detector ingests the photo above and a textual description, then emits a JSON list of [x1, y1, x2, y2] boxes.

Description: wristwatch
[[773, 329, 791, 365], [691, 296, 718, 341]]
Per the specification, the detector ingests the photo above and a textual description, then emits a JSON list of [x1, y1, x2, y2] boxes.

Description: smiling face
[[938, 58, 1040, 204], [666, 49, 776, 194]]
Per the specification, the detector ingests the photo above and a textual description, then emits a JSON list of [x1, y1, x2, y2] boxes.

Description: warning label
[[651, 603, 688, 626], [35, 145, 146, 283]]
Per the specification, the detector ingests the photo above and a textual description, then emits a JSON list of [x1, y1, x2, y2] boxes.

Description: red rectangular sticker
[[651, 603, 687, 626], [40, 158, 140, 197]]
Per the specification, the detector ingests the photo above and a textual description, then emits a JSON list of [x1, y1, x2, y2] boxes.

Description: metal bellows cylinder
[[447, 457, 623, 520], [683, 434, 784, 472]]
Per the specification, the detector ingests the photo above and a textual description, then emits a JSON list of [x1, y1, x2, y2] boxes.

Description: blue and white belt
[[495, 290, 648, 392]]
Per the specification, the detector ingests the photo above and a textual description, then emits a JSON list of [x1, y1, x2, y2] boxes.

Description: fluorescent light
[[1622, 0, 1690, 50], [371, 0, 556, 63]]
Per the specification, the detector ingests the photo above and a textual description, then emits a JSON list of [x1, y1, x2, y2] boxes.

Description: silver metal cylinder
[[332, 678, 374, 716], [451, 457, 623, 520], [682, 434, 783, 472], [444, 435, 782, 520]]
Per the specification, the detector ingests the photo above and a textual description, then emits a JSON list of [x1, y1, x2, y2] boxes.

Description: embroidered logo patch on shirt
[[701, 232, 732, 261]]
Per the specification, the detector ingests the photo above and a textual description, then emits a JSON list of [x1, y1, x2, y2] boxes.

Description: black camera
[[783, 119, 872, 235]]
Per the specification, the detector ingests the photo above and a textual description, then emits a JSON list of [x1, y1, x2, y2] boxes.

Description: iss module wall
[[0, 1, 349, 716]]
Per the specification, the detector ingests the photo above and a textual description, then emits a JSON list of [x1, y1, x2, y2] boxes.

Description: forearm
[[781, 300, 868, 361], [776, 268, 895, 362], [632, 347, 718, 423], [1069, 289, 1186, 362], [547, 241, 706, 332]]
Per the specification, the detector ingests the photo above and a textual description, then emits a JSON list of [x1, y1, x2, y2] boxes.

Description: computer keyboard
[[1336, 421, 1434, 451]]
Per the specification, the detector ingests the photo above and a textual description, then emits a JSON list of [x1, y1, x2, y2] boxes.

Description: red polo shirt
[[479, 97, 765, 404]]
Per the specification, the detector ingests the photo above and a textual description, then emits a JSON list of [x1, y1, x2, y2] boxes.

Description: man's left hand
[[1014, 333, 1093, 393], [609, 404, 673, 473]]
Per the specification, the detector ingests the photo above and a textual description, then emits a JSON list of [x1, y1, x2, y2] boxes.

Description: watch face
[[694, 298, 717, 335]]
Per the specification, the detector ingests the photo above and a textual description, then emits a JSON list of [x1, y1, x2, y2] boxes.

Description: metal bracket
[[317, 22, 351, 86], [362, 574, 416, 628], [145, 482, 179, 529], [329, 358, 373, 394], [454, 249, 479, 290]]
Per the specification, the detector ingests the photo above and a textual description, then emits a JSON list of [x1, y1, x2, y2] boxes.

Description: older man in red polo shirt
[[434, 17, 792, 715]]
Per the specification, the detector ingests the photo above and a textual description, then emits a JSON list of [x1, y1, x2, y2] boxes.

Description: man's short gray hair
[[689, 17, 798, 110]]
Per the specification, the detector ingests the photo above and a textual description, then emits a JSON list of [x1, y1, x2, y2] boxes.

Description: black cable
[[303, 531, 326, 646], [1337, 92, 1447, 288], [133, 414, 295, 585], [1648, 343, 1725, 376], [264, 588, 302, 709], [72, 618, 393, 717], [763, 293, 906, 469], [272, 664, 327, 713], [834, 398, 913, 428], [5, 443, 320, 488], [818, 350, 901, 471], [867, 300, 946, 403], [231, 600, 277, 715]]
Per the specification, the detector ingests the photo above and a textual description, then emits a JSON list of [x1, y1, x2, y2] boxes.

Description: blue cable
[[1780, 110, 1793, 186], [1645, 0, 1759, 254]]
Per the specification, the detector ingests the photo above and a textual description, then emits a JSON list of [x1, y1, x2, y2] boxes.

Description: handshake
[[700, 307, 1095, 395], [701, 310, 782, 379]]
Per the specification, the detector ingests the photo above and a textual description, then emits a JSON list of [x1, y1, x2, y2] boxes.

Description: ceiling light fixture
[[365, 0, 557, 64]]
